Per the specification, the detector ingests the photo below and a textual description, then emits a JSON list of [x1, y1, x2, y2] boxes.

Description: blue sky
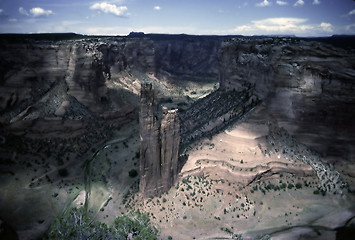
[[0, 0, 354, 36]]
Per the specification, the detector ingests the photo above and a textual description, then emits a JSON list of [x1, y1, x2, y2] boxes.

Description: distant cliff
[[98, 35, 227, 82]]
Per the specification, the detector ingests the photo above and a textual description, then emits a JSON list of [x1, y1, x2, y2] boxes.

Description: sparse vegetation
[[46, 208, 158, 239], [129, 169, 138, 178], [58, 168, 68, 177]]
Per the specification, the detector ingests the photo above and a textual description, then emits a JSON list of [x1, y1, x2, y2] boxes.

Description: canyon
[[0, 33, 354, 239]]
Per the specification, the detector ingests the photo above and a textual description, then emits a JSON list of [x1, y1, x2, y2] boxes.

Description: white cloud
[[230, 17, 334, 36], [313, 0, 321, 5], [234, 25, 253, 32], [320, 22, 333, 32], [19, 7, 29, 16], [349, 9, 355, 15], [19, 7, 54, 17], [0, 9, 4, 15], [154, 6, 161, 11], [256, 0, 272, 7], [238, 2, 248, 8], [276, 1, 288, 6], [345, 24, 355, 33], [30, 7, 54, 17], [294, 0, 304, 7], [9, 18, 17, 22], [252, 18, 309, 32], [90, 2, 128, 17]]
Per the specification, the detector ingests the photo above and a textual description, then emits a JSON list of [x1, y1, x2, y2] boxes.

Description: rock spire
[[139, 82, 180, 197]]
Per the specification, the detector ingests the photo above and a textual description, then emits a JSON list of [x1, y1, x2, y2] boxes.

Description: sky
[[0, 0, 354, 36]]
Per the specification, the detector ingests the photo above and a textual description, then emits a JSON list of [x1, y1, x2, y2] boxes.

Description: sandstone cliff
[[139, 83, 180, 197], [160, 107, 180, 191], [179, 89, 259, 150], [219, 37, 355, 193], [98, 35, 226, 82], [219, 37, 355, 160]]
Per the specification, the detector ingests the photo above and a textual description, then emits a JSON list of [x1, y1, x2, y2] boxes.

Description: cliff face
[[139, 83, 180, 197], [179, 89, 259, 150], [219, 37, 355, 162], [139, 83, 161, 197], [160, 107, 180, 191], [219, 38, 355, 98], [0, 38, 137, 179], [98, 35, 224, 83], [0, 41, 109, 119]]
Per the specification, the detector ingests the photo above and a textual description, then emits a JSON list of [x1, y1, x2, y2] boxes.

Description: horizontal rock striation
[[219, 37, 355, 147], [265, 123, 347, 194], [98, 35, 231, 82], [219, 37, 355, 193], [219, 37, 355, 98]]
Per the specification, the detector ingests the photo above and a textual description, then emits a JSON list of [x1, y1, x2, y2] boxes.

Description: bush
[[112, 211, 158, 239], [129, 169, 138, 178], [46, 208, 158, 240], [46, 208, 110, 240], [58, 168, 68, 177], [287, 183, 294, 189], [295, 182, 302, 189]]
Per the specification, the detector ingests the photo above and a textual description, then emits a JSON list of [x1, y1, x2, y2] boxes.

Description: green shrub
[[46, 208, 110, 240], [112, 211, 158, 239], [129, 169, 138, 178], [58, 168, 68, 177], [46, 208, 158, 240]]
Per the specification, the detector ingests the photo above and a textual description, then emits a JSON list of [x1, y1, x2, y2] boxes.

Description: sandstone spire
[[139, 82, 180, 197]]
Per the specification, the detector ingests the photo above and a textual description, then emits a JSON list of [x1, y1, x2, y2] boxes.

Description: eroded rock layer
[[180, 89, 259, 150], [160, 107, 180, 191], [219, 37, 355, 192]]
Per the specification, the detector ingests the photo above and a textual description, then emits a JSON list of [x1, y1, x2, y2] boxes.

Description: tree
[[46, 207, 111, 240], [46, 208, 158, 240], [112, 211, 158, 240]]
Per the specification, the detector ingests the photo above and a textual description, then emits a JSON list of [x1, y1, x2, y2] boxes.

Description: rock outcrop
[[179, 89, 259, 150], [219, 37, 355, 193], [160, 107, 180, 191], [99, 35, 228, 82], [139, 83, 180, 197]]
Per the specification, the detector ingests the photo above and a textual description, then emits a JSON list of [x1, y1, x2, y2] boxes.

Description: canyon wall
[[139, 83, 180, 197], [1, 34, 354, 195], [219, 37, 355, 164], [98, 35, 227, 82]]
